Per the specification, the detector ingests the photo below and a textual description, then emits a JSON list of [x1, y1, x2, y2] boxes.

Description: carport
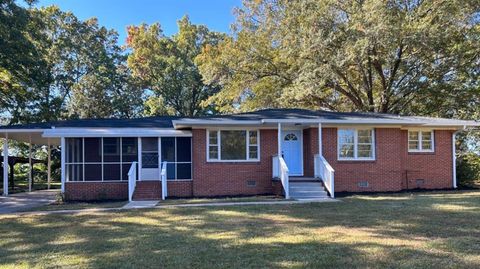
[[1, 155, 47, 192], [1, 128, 59, 196]]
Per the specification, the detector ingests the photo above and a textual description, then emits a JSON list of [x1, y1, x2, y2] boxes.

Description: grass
[[25, 201, 126, 212], [0, 179, 61, 194], [158, 195, 285, 205], [1, 191, 480, 268]]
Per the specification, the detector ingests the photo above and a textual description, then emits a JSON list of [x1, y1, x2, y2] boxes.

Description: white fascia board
[[1, 129, 46, 133], [422, 122, 480, 127], [261, 119, 324, 123], [42, 128, 192, 138], [172, 120, 262, 128], [172, 118, 479, 128]]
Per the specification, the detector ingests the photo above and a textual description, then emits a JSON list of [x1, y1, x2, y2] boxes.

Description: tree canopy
[[126, 16, 226, 116], [197, 0, 480, 115]]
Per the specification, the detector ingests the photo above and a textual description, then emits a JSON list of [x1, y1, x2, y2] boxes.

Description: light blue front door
[[281, 130, 303, 176]]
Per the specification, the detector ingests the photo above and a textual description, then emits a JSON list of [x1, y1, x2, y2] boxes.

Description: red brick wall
[[192, 129, 278, 197], [65, 127, 454, 200], [65, 182, 128, 201], [402, 130, 454, 190], [307, 127, 454, 193], [65, 181, 193, 201], [167, 181, 193, 197]]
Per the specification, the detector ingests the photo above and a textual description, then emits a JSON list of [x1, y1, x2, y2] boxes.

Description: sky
[[33, 0, 242, 44]]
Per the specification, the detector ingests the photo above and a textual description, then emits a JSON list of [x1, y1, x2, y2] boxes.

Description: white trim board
[[43, 128, 192, 138]]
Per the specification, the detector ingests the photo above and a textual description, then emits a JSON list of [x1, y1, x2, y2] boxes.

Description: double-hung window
[[338, 129, 375, 160], [408, 130, 434, 152], [207, 130, 259, 161]]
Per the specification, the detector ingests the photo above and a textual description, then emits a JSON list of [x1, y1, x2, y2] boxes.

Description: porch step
[[288, 181, 329, 200], [289, 177, 322, 183], [132, 181, 162, 200]]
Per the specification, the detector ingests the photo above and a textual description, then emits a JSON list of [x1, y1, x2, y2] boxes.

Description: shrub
[[457, 152, 480, 187]]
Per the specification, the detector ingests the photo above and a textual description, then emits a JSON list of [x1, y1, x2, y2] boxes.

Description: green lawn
[[159, 195, 285, 205], [25, 201, 126, 212], [1, 191, 480, 269], [0, 178, 61, 194]]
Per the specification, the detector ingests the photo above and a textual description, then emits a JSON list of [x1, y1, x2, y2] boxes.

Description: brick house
[[1, 109, 478, 201]]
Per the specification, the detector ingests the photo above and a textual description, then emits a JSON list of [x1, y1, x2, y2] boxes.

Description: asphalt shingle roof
[[0, 108, 477, 129]]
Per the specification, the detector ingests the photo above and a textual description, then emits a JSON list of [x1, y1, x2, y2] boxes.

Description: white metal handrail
[[161, 161, 167, 200], [128, 162, 138, 202], [314, 154, 335, 198], [279, 156, 290, 199], [272, 155, 290, 199]]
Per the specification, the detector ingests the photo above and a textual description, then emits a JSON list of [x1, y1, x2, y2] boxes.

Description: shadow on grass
[[0, 191, 480, 268]]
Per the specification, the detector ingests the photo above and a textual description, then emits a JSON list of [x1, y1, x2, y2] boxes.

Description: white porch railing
[[128, 162, 138, 202], [314, 154, 335, 198], [272, 155, 280, 178], [161, 161, 167, 200], [272, 155, 290, 199]]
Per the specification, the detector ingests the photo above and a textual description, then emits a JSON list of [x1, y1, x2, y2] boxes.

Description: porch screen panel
[[176, 137, 191, 179], [160, 137, 192, 180], [66, 164, 83, 182], [84, 138, 102, 181], [103, 137, 121, 180], [65, 138, 83, 181], [103, 138, 120, 162], [122, 138, 138, 180], [161, 137, 175, 179], [104, 164, 121, 180], [66, 138, 83, 163]]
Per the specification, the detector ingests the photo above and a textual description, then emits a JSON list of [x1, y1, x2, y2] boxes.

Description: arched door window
[[284, 133, 298, 141]]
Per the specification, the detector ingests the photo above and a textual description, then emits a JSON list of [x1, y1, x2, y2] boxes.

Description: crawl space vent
[[358, 181, 369, 188], [247, 180, 256, 187]]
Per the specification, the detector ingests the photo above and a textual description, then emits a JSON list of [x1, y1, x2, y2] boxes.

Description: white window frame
[[206, 129, 260, 162], [408, 130, 434, 153], [337, 128, 375, 161]]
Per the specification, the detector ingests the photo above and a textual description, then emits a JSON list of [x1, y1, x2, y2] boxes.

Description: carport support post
[[60, 137, 65, 193], [28, 136, 32, 192], [3, 134, 8, 196], [47, 140, 51, 190]]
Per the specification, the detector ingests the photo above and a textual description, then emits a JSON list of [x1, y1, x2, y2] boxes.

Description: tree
[[197, 0, 480, 114], [31, 6, 142, 120], [126, 16, 225, 116], [0, 0, 48, 123]]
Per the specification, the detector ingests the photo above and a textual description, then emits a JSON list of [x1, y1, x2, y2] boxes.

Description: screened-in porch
[[64, 137, 192, 182]]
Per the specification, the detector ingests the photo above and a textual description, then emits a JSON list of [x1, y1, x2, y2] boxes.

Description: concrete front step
[[289, 180, 329, 200], [290, 192, 328, 197], [289, 177, 322, 182]]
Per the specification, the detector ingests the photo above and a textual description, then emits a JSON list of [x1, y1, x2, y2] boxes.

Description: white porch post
[[60, 137, 65, 193], [3, 134, 8, 196], [318, 123, 322, 156], [47, 140, 51, 190], [137, 137, 142, 181], [158, 137, 161, 181], [452, 131, 457, 189], [277, 122, 282, 158], [28, 136, 32, 192]]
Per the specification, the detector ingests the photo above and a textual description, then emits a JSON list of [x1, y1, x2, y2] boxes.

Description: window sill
[[337, 158, 376, 162], [408, 151, 435, 155], [206, 160, 261, 164]]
